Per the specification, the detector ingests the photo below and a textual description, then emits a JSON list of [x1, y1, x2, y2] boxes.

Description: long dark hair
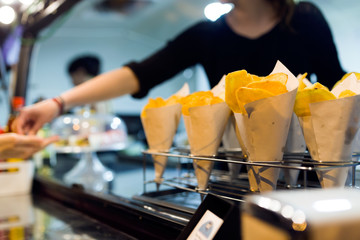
[[267, 0, 295, 27]]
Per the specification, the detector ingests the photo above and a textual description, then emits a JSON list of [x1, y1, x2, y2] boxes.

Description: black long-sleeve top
[[127, 2, 345, 98]]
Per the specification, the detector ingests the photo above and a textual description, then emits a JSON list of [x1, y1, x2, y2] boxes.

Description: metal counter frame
[[141, 148, 360, 204]]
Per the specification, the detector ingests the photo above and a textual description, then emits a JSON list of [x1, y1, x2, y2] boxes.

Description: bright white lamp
[[204, 2, 233, 22], [0, 6, 16, 24]]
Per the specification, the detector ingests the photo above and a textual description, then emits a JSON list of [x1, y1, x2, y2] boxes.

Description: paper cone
[[299, 95, 360, 188], [353, 130, 360, 154], [141, 104, 182, 183], [347, 131, 360, 186], [234, 61, 299, 192], [297, 73, 360, 188], [283, 113, 306, 187], [184, 102, 231, 190], [352, 130, 360, 176], [222, 113, 243, 181], [141, 83, 189, 183], [152, 155, 168, 184], [211, 75, 226, 100]]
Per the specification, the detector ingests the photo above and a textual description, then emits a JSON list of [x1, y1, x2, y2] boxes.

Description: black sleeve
[[293, 2, 345, 88], [126, 21, 209, 98]]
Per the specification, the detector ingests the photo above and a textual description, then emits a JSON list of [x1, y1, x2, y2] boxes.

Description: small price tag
[[187, 210, 224, 240]]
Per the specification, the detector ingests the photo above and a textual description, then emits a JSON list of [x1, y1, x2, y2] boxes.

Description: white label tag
[[187, 210, 224, 240]]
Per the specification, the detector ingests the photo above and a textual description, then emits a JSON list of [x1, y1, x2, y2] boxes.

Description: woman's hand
[[0, 133, 59, 159], [12, 99, 60, 135]]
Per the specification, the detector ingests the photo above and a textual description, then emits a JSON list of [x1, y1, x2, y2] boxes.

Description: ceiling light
[[19, 0, 35, 6], [1, 0, 15, 5], [204, 2, 233, 22], [0, 6, 16, 24]]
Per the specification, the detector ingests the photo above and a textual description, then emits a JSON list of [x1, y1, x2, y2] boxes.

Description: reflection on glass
[[312, 199, 352, 212], [50, 113, 127, 192]]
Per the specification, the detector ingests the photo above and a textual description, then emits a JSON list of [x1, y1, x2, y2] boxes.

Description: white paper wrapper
[[283, 113, 306, 187], [299, 96, 360, 188], [297, 73, 360, 188], [222, 114, 243, 181], [184, 102, 231, 190], [174, 82, 191, 98], [211, 75, 226, 100], [234, 61, 299, 192], [331, 73, 360, 98], [141, 83, 189, 183]]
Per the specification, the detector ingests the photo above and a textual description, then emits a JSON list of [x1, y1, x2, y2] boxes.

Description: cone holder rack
[[141, 148, 360, 204]]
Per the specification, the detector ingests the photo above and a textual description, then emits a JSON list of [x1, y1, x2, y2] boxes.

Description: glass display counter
[[28, 112, 360, 239], [0, 193, 137, 240]]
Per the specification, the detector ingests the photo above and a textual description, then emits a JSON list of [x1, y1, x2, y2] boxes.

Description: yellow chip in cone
[[181, 86, 231, 191], [294, 83, 336, 117], [309, 82, 330, 90], [180, 91, 223, 116], [246, 79, 288, 95], [250, 74, 263, 82], [225, 70, 253, 113], [225, 70, 289, 114], [236, 87, 275, 114], [165, 95, 181, 105], [338, 89, 357, 98], [141, 95, 183, 118], [183, 101, 231, 191], [297, 73, 308, 91], [228, 61, 299, 192], [295, 73, 360, 188], [263, 72, 288, 85]]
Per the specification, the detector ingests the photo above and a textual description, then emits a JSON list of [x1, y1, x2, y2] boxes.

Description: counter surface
[[0, 193, 137, 240]]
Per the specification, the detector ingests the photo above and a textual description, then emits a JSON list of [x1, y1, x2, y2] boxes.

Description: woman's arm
[[14, 20, 208, 134], [61, 66, 140, 111], [14, 66, 140, 135]]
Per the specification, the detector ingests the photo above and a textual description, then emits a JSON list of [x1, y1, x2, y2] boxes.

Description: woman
[[13, 0, 344, 134]]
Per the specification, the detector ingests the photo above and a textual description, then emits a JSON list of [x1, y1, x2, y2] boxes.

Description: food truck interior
[[0, 0, 359, 239]]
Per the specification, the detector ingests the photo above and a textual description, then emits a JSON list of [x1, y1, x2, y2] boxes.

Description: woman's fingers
[[0, 134, 59, 159], [42, 135, 60, 148]]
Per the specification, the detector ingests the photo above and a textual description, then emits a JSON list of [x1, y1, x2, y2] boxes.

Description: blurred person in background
[[67, 54, 112, 114], [13, 0, 345, 135]]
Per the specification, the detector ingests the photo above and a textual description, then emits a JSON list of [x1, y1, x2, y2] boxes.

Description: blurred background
[[0, 0, 359, 126]]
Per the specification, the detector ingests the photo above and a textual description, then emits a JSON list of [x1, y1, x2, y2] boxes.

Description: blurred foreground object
[[243, 188, 360, 240]]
